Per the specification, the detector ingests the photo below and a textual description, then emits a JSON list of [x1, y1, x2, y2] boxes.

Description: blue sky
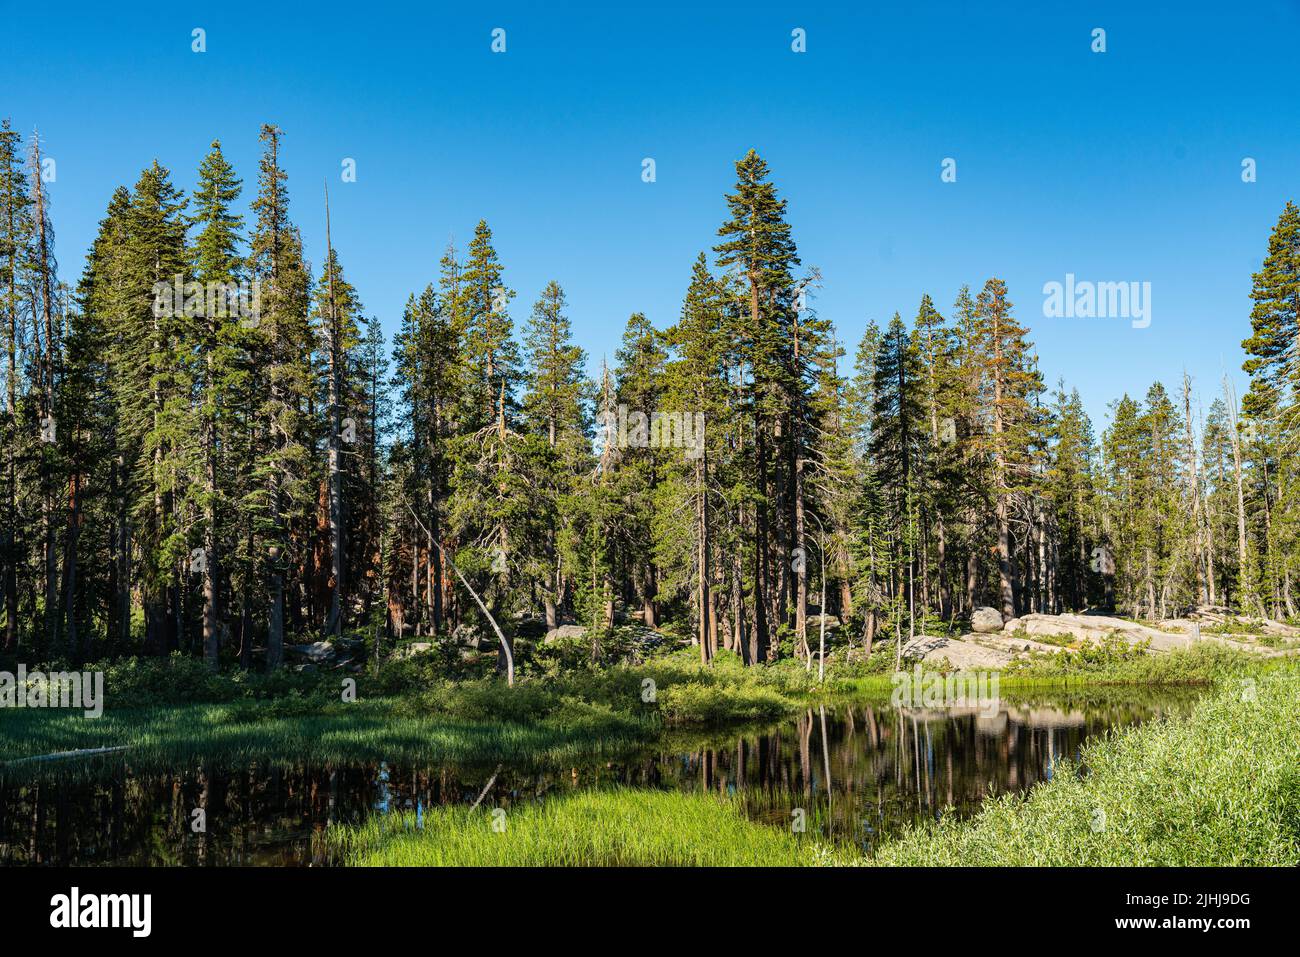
[[4, 0, 1299, 429]]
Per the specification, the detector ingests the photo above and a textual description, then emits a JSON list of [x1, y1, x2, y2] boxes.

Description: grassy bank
[[328, 788, 851, 866], [868, 665, 1300, 865]]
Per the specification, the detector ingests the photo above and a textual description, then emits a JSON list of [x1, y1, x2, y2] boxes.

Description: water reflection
[[0, 689, 1199, 865]]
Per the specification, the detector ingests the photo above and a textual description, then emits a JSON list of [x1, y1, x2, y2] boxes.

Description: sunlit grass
[[328, 788, 851, 866]]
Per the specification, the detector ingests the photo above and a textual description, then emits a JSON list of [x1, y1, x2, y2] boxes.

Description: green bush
[[1005, 638, 1246, 683], [659, 679, 790, 724]]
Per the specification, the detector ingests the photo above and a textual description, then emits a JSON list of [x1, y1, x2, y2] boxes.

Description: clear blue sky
[[4, 0, 1298, 429]]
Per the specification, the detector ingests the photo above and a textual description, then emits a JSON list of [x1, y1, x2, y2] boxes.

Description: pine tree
[[521, 280, 590, 630], [116, 161, 189, 655], [1043, 384, 1098, 611], [66, 187, 133, 660], [971, 278, 1041, 617], [391, 282, 457, 636], [445, 223, 528, 674], [29, 131, 64, 654], [662, 256, 729, 661], [610, 311, 666, 633], [187, 140, 244, 667], [912, 293, 955, 616], [315, 232, 362, 638], [0, 119, 33, 653], [870, 314, 927, 637], [1102, 393, 1155, 614], [714, 149, 800, 663], [1241, 202, 1300, 618], [459, 220, 519, 428], [247, 124, 315, 667]]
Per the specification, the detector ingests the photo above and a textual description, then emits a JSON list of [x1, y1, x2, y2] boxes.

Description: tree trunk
[[324, 186, 345, 638], [61, 472, 81, 663], [696, 453, 712, 664]]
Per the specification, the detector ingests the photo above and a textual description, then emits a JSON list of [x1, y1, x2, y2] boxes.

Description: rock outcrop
[[902, 634, 1013, 669], [1006, 613, 1190, 652]]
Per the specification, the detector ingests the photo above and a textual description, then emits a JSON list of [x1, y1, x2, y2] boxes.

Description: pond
[[0, 687, 1202, 865]]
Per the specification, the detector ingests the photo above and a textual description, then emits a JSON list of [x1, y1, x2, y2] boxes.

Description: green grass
[[328, 788, 851, 866], [0, 698, 651, 783], [868, 665, 1300, 866]]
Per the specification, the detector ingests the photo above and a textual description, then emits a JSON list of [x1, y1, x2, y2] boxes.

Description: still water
[[0, 688, 1199, 865]]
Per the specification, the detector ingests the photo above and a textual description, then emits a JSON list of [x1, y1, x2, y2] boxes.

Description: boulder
[[544, 624, 588, 643], [392, 641, 434, 659], [286, 641, 336, 663], [452, 622, 486, 648], [807, 614, 841, 631], [970, 607, 1005, 633]]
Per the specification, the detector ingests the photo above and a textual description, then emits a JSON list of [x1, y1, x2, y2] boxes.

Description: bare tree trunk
[[32, 136, 59, 653], [1182, 374, 1207, 606], [2, 134, 18, 654], [984, 296, 1019, 618], [1223, 377, 1250, 610], [202, 370, 220, 670], [752, 428, 770, 664], [407, 503, 513, 686], [61, 472, 81, 663], [260, 130, 286, 668], [696, 451, 712, 664], [324, 183, 344, 638]]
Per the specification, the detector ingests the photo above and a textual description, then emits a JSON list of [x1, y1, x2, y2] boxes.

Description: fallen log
[[2, 745, 132, 767]]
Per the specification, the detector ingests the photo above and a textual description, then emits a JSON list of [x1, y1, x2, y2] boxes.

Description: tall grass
[[328, 788, 851, 866], [869, 666, 1300, 865]]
